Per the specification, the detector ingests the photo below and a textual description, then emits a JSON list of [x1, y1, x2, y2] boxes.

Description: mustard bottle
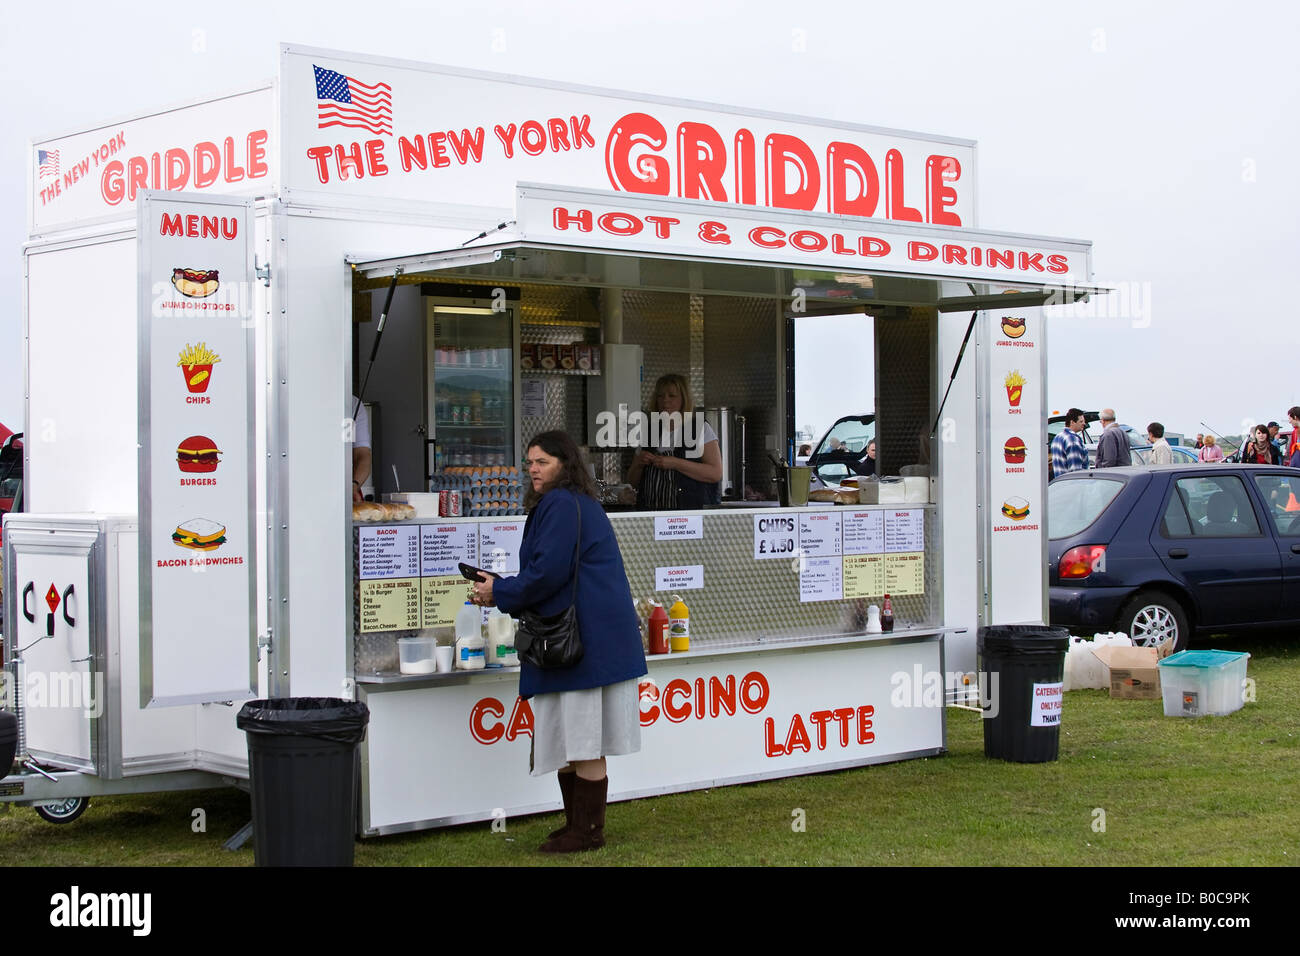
[[668, 594, 690, 652]]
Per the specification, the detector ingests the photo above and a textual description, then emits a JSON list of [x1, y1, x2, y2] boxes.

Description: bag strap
[[566, 493, 582, 608]]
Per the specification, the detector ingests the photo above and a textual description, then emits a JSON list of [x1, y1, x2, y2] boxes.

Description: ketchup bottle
[[881, 593, 894, 633], [648, 602, 670, 655]]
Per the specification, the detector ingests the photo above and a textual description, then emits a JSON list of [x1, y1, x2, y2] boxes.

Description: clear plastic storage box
[[1157, 650, 1250, 717]]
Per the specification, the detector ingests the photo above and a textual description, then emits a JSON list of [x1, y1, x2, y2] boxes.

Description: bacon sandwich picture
[[177, 435, 221, 473], [172, 518, 227, 551], [1003, 437, 1027, 463], [1000, 316, 1026, 338], [171, 267, 220, 298], [1001, 497, 1030, 521]]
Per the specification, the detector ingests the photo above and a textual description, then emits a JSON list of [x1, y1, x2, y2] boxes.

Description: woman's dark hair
[[523, 430, 599, 509]]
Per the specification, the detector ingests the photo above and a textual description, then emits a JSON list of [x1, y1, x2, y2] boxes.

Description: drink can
[[447, 490, 461, 517]]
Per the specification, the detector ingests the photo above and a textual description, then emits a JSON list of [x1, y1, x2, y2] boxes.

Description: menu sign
[[793, 508, 926, 602], [138, 191, 256, 707], [480, 522, 525, 574]]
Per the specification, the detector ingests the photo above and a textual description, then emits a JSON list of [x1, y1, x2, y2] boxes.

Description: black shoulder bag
[[514, 495, 584, 669]]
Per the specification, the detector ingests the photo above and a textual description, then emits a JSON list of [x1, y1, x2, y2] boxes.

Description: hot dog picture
[[1004, 437, 1027, 463], [1000, 316, 1026, 338], [171, 267, 220, 298]]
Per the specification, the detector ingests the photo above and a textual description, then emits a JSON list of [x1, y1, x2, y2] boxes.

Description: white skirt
[[529, 679, 642, 776]]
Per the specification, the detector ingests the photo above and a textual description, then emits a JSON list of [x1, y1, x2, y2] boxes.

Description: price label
[[842, 510, 885, 555], [480, 522, 525, 574], [420, 574, 468, 628], [843, 553, 885, 599], [884, 511, 924, 553], [883, 553, 925, 595], [800, 556, 843, 602], [359, 578, 421, 633], [359, 525, 421, 579], [420, 523, 478, 576], [754, 513, 798, 560], [799, 511, 842, 557]]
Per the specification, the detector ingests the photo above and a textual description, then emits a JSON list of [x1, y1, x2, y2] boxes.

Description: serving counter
[[351, 503, 946, 835]]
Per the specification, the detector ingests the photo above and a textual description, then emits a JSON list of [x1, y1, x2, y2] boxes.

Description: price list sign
[[842, 510, 885, 554], [884, 510, 924, 553], [420, 523, 478, 576], [753, 514, 798, 560], [480, 522, 525, 574], [884, 553, 925, 596], [359, 526, 421, 632], [842, 553, 885, 599], [798, 512, 842, 557], [800, 556, 844, 602]]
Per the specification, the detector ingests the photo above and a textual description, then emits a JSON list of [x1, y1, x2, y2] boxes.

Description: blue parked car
[[1048, 464, 1300, 650]]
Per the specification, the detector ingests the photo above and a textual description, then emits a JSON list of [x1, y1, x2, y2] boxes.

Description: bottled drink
[[881, 594, 894, 633]]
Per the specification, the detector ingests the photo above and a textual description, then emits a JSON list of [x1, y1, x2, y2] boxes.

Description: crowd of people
[[1050, 405, 1300, 478]]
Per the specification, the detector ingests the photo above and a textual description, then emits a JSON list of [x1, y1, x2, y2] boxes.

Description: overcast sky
[[4, 0, 1298, 444]]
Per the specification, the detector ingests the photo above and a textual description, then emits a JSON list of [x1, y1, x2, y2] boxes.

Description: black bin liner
[[1, 710, 18, 775], [977, 626, 1069, 764], [236, 697, 370, 866]]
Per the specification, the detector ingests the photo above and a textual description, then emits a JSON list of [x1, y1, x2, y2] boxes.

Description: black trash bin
[[978, 625, 1068, 763], [236, 697, 369, 866]]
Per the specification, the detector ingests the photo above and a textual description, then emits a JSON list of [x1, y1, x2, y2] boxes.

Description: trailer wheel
[[34, 796, 89, 824]]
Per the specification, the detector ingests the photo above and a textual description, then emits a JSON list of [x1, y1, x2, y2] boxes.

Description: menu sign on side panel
[[139, 192, 256, 707], [986, 307, 1046, 624]]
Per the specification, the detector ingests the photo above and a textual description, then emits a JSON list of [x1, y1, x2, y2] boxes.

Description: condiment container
[[669, 595, 690, 652], [397, 635, 438, 674], [648, 602, 670, 655]]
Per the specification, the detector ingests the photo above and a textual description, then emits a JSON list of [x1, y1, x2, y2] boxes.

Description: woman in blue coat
[[470, 431, 646, 852]]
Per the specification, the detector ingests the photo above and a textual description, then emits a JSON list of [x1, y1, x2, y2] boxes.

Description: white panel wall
[[26, 239, 138, 512]]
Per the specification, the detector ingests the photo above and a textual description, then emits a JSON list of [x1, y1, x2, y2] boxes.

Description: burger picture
[[177, 436, 221, 473], [1000, 316, 1026, 338], [172, 517, 226, 551], [171, 267, 220, 298], [1003, 437, 1027, 463], [1001, 497, 1030, 521]]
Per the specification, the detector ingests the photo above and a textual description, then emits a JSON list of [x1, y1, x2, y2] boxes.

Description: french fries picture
[[178, 342, 221, 394], [1004, 369, 1025, 407]]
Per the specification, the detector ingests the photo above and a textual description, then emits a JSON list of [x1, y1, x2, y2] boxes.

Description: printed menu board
[[139, 192, 256, 707], [480, 522, 525, 574], [359, 579, 421, 632], [359, 526, 421, 579], [797, 508, 926, 602]]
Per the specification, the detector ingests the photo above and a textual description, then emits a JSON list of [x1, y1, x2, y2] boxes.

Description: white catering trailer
[[2, 45, 1093, 835]]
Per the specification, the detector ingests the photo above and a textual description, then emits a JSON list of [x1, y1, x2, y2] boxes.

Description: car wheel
[[34, 796, 89, 824], [1118, 591, 1189, 651]]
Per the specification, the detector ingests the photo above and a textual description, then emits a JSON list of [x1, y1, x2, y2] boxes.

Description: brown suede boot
[[546, 770, 577, 840], [539, 775, 606, 853]]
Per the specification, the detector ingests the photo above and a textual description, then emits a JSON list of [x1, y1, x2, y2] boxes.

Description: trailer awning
[[351, 183, 1106, 312]]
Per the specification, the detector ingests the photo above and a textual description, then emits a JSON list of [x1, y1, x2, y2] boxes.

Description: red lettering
[[222, 137, 245, 183], [677, 122, 727, 201], [569, 115, 595, 149], [519, 121, 547, 156], [709, 675, 736, 717], [469, 697, 505, 744], [827, 142, 880, 216], [663, 679, 692, 722], [831, 707, 855, 747], [398, 135, 427, 171], [547, 117, 571, 151], [830, 233, 855, 256], [101, 160, 125, 205], [160, 213, 183, 237], [698, 220, 730, 244], [247, 130, 269, 179], [597, 212, 642, 236], [127, 156, 149, 201], [972, 246, 983, 267], [185, 214, 199, 235], [639, 679, 660, 726], [856, 705, 875, 745], [809, 710, 833, 750], [644, 215, 680, 239], [335, 143, 364, 180], [926, 155, 962, 226], [694, 677, 706, 719], [151, 152, 161, 191], [553, 206, 593, 232], [734, 129, 756, 205], [446, 127, 485, 164], [790, 229, 828, 252], [942, 244, 968, 265], [908, 241, 939, 262], [748, 225, 785, 249], [764, 717, 785, 757], [194, 142, 221, 188], [306, 146, 332, 184], [200, 215, 218, 239], [605, 112, 670, 195], [859, 237, 891, 257], [493, 123, 518, 158], [740, 671, 770, 713], [784, 714, 812, 754], [365, 139, 388, 176], [505, 697, 534, 740], [428, 131, 450, 168], [164, 148, 190, 190], [221, 217, 237, 240], [765, 133, 819, 210], [1046, 254, 1069, 274], [885, 149, 922, 222], [987, 248, 1015, 270]]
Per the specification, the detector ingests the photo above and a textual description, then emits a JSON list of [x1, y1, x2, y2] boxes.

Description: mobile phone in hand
[[459, 562, 497, 582]]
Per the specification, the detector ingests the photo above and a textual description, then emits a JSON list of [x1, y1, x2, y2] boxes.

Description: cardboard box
[[1092, 645, 1162, 699]]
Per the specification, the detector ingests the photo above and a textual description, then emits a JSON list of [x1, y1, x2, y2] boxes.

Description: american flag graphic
[[313, 65, 392, 136], [38, 148, 60, 181]]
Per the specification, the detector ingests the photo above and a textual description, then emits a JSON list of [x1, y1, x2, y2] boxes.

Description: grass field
[[2, 630, 1297, 867]]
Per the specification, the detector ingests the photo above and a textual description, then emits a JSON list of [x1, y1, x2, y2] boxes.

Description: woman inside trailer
[[625, 373, 723, 510]]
